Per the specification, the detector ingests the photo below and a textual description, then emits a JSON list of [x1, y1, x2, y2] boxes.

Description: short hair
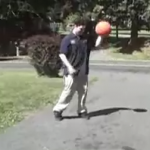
[[72, 16, 86, 26]]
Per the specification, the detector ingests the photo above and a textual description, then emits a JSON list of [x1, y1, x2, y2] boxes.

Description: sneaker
[[78, 111, 89, 120], [53, 111, 63, 121]]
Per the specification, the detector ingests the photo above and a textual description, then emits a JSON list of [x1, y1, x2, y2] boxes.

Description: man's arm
[[59, 37, 76, 74], [59, 54, 73, 70], [95, 35, 102, 47]]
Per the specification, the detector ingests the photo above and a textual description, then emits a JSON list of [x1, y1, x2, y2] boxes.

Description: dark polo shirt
[[60, 33, 89, 76]]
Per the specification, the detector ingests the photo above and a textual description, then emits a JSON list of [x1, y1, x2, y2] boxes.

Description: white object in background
[[16, 46, 20, 57]]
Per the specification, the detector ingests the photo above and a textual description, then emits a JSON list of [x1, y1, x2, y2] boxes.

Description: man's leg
[[53, 75, 76, 120], [76, 75, 88, 118]]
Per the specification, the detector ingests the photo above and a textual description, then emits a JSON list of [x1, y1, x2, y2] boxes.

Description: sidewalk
[[89, 50, 150, 73], [1, 50, 150, 63], [0, 51, 150, 73]]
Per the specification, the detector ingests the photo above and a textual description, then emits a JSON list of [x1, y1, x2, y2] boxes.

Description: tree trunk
[[116, 23, 119, 40], [129, 18, 138, 46]]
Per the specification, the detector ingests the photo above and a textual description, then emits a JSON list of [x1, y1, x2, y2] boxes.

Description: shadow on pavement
[[62, 107, 148, 120]]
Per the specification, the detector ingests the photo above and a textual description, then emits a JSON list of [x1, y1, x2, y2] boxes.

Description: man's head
[[72, 17, 86, 35]]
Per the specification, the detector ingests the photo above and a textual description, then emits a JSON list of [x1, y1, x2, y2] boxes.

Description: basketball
[[95, 21, 111, 36]]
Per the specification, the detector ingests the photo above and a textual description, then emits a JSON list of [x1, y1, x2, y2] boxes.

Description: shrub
[[24, 33, 62, 77]]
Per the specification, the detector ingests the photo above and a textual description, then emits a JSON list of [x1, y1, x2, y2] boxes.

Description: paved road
[[0, 70, 149, 150], [0, 60, 150, 73]]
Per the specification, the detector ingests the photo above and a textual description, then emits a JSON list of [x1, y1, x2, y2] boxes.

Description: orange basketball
[[95, 21, 111, 36]]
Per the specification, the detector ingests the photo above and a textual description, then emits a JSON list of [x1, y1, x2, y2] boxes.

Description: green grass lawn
[[0, 70, 98, 133], [108, 50, 150, 60], [0, 71, 63, 132], [105, 46, 150, 60]]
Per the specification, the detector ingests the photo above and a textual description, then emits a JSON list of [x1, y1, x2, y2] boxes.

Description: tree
[[127, 0, 150, 44], [97, 0, 150, 45], [24, 32, 62, 77]]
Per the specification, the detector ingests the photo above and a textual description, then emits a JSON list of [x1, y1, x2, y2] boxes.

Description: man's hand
[[68, 66, 76, 75], [95, 35, 102, 47], [59, 53, 76, 75]]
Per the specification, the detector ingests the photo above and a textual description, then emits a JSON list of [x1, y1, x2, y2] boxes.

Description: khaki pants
[[53, 74, 88, 114]]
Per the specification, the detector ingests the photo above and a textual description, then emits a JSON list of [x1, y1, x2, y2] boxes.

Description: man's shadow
[[62, 107, 148, 120]]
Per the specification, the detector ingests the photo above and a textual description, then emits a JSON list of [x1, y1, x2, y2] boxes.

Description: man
[[53, 17, 102, 121]]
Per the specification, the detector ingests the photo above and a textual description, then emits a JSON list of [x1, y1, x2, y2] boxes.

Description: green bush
[[24, 33, 62, 77]]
